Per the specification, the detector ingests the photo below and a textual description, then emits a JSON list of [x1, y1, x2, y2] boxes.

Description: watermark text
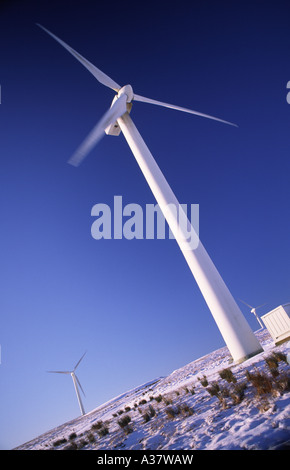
[[91, 196, 199, 250]]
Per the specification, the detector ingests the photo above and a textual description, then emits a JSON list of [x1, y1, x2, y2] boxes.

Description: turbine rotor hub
[[118, 84, 134, 103]]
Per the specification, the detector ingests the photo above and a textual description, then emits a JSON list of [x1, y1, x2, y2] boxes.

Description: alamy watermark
[[91, 196, 200, 250]]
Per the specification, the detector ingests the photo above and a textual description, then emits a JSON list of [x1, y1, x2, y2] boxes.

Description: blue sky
[[0, 0, 290, 449]]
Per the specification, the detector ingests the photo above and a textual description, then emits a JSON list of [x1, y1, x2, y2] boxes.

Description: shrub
[[69, 432, 77, 440], [165, 406, 177, 419], [258, 399, 272, 413], [142, 411, 151, 423], [165, 404, 193, 419], [230, 382, 247, 404], [117, 415, 131, 428], [97, 426, 109, 437], [275, 372, 290, 394], [219, 368, 237, 383], [138, 399, 147, 406], [92, 420, 109, 437], [144, 410, 154, 422], [198, 375, 208, 387], [64, 441, 78, 450], [142, 404, 156, 422], [180, 404, 194, 416], [78, 438, 88, 449], [246, 370, 274, 396], [148, 404, 156, 417], [265, 352, 288, 377], [206, 382, 220, 397], [265, 355, 279, 377], [273, 351, 287, 363], [124, 425, 133, 435], [87, 432, 95, 443], [117, 415, 133, 435], [53, 438, 67, 447], [155, 395, 162, 403], [163, 396, 173, 406], [91, 421, 104, 430], [206, 381, 233, 407]]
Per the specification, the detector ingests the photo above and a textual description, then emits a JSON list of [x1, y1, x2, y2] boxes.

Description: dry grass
[[117, 414, 131, 428], [219, 368, 237, 383]]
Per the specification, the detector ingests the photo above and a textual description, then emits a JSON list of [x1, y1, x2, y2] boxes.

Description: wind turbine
[[238, 299, 265, 329], [38, 25, 263, 363], [47, 352, 86, 416]]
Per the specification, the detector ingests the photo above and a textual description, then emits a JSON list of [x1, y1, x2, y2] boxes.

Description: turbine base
[[234, 347, 264, 365]]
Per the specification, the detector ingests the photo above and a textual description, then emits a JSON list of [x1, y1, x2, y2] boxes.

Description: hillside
[[15, 329, 290, 450]]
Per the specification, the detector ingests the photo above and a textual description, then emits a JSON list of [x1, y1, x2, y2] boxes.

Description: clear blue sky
[[0, 0, 290, 449]]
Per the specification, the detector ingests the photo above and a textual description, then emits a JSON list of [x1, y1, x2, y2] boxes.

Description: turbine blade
[[68, 94, 127, 166], [255, 303, 266, 310], [238, 299, 254, 309], [74, 351, 87, 371], [37, 24, 120, 92], [133, 94, 238, 127], [75, 374, 86, 396], [47, 370, 70, 374]]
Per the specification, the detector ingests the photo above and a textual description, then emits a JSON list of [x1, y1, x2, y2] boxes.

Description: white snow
[[15, 329, 290, 450]]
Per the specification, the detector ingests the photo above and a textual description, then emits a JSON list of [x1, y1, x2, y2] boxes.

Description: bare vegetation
[[204, 353, 290, 411], [219, 368, 237, 383], [31, 339, 290, 451]]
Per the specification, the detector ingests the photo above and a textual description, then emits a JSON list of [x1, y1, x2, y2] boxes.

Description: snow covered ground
[[15, 329, 290, 450]]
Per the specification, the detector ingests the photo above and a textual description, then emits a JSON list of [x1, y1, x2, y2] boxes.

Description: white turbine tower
[[38, 25, 263, 363], [238, 299, 265, 329], [48, 352, 86, 416]]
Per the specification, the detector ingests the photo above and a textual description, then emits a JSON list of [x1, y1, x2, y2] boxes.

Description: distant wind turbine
[[48, 352, 86, 416], [238, 299, 265, 329], [38, 24, 263, 363]]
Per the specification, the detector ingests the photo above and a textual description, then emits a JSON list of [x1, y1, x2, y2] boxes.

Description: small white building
[[261, 304, 290, 345]]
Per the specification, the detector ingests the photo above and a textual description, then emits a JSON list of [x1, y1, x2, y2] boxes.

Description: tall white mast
[[118, 113, 263, 363], [71, 372, 85, 416]]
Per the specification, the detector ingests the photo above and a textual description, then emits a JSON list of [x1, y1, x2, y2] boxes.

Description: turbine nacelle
[[118, 84, 134, 103], [105, 85, 134, 136]]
